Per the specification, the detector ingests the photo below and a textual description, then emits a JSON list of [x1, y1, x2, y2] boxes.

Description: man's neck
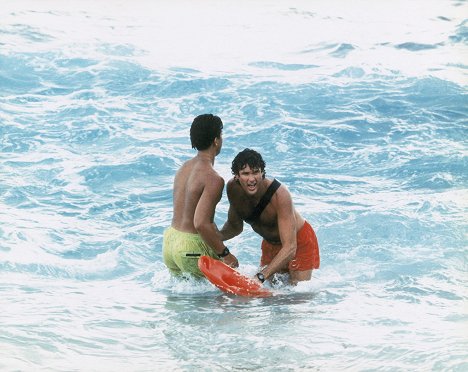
[[196, 150, 215, 165]]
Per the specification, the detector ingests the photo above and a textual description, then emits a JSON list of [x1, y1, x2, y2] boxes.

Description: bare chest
[[234, 197, 278, 227]]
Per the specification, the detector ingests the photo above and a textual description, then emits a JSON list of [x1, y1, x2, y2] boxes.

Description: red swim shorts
[[260, 221, 320, 271]]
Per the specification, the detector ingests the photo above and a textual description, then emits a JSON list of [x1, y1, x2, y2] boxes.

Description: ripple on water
[[80, 155, 175, 193], [1, 2, 467, 370]]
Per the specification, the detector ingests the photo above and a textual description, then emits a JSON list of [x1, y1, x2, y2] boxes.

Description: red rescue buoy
[[198, 255, 273, 298]]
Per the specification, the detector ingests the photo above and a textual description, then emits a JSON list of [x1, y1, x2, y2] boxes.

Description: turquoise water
[[1, 1, 467, 371]]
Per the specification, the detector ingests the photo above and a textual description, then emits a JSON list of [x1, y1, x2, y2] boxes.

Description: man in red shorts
[[220, 148, 320, 284]]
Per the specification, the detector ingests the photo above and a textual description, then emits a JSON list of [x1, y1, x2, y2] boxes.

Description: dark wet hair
[[231, 148, 266, 178], [190, 114, 223, 150]]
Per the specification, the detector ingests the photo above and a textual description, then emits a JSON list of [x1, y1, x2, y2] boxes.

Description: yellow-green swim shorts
[[162, 226, 219, 278]]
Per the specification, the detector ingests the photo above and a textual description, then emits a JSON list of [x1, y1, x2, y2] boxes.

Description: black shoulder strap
[[245, 179, 281, 224]]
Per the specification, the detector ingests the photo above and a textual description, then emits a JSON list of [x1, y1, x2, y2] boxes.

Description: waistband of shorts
[[299, 220, 312, 234], [263, 220, 312, 245], [297, 220, 314, 240], [165, 226, 204, 240]]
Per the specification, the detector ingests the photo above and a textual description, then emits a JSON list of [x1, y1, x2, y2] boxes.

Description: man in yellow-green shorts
[[162, 114, 239, 278]]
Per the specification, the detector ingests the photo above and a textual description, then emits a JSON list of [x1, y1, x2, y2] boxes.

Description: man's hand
[[222, 253, 239, 268]]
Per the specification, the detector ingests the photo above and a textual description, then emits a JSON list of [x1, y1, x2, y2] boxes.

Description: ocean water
[[1, 0, 467, 371]]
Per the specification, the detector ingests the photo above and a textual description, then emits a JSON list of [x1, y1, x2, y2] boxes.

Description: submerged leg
[[289, 269, 312, 285]]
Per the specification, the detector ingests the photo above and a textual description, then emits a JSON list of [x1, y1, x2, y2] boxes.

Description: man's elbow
[[221, 222, 242, 239], [234, 223, 243, 235], [229, 223, 243, 239], [194, 219, 209, 234]]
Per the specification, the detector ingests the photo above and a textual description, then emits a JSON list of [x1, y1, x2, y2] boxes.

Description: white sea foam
[[1, 1, 467, 371]]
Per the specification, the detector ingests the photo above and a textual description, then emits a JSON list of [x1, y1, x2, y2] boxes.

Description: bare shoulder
[[173, 160, 193, 189], [226, 177, 242, 201], [175, 159, 191, 175], [276, 181, 291, 196], [272, 182, 293, 208], [204, 168, 225, 191], [226, 177, 237, 193]]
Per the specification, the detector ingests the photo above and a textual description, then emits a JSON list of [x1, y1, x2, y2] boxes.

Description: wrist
[[218, 247, 230, 258], [256, 272, 265, 283]]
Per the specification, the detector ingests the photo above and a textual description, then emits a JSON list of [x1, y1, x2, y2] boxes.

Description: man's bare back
[[162, 114, 238, 277], [172, 154, 224, 235]]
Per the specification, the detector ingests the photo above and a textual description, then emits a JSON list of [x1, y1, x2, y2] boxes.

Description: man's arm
[[260, 187, 297, 280], [194, 174, 238, 267], [219, 180, 244, 241], [220, 204, 243, 241]]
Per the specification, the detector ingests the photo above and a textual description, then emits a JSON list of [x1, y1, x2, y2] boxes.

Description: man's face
[[237, 164, 263, 196]]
